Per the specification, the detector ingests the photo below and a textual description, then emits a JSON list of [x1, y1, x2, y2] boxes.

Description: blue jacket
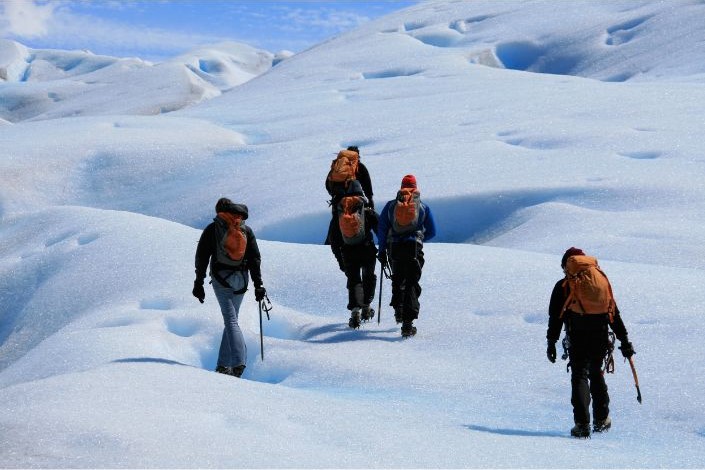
[[377, 195, 436, 252]]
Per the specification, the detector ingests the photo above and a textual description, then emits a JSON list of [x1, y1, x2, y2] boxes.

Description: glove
[[547, 341, 557, 363], [255, 286, 267, 302], [192, 279, 205, 304], [619, 341, 635, 358]]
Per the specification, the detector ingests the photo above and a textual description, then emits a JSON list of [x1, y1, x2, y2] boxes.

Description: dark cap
[[561, 247, 585, 268], [215, 198, 249, 220]]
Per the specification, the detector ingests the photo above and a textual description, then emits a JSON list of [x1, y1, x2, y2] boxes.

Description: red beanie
[[401, 174, 417, 189], [561, 247, 585, 268]]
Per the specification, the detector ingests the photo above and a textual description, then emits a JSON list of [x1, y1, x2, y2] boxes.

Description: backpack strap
[[559, 278, 571, 320]]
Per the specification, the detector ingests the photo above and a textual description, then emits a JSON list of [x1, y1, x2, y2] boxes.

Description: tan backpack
[[338, 195, 366, 245], [561, 255, 615, 322], [215, 212, 247, 266], [392, 188, 420, 234], [328, 150, 359, 186]]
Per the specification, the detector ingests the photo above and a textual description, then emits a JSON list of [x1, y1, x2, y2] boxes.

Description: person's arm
[[366, 208, 379, 236], [377, 202, 391, 254], [422, 204, 437, 241], [245, 227, 263, 287], [357, 164, 373, 208], [327, 217, 345, 271], [194, 224, 214, 281], [546, 280, 566, 343], [609, 305, 635, 357], [192, 224, 214, 303]]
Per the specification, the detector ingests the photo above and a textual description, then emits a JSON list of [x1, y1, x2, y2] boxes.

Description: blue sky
[[0, 1, 417, 61]]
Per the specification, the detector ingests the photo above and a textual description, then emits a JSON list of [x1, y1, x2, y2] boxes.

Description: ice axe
[[258, 294, 272, 361], [628, 356, 642, 403]]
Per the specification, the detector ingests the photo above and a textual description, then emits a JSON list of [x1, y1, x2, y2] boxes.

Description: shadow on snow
[[465, 424, 570, 439]]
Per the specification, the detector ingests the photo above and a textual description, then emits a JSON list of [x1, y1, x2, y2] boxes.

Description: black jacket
[[195, 221, 263, 288], [547, 279, 629, 343]]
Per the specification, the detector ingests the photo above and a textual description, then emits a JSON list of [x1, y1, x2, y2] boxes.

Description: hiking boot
[[215, 365, 232, 375], [361, 306, 375, 321], [348, 308, 361, 329], [231, 365, 246, 378], [401, 321, 417, 338], [570, 423, 591, 439], [593, 416, 611, 433], [394, 307, 403, 324]]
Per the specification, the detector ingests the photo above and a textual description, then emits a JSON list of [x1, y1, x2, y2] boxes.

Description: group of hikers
[[323, 146, 436, 337], [190, 145, 637, 439]]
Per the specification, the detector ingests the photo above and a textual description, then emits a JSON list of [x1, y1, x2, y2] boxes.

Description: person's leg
[[361, 248, 377, 320], [362, 260, 377, 307], [343, 256, 363, 328], [212, 273, 248, 372], [345, 270, 364, 310], [389, 266, 404, 313], [394, 242, 423, 337], [402, 244, 424, 323], [570, 358, 591, 426], [588, 341, 610, 424]]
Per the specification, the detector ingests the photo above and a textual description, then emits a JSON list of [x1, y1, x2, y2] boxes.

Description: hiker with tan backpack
[[324, 146, 375, 269], [377, 175, 437, 337], [192, 198, 267, 378], [546, 247, 636, 438], [327, 179, 380, 328], [324, 146, 379, 327]]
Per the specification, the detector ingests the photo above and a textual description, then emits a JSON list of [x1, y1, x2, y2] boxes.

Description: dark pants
[[389, 241, 424, 323], [567, 325, 610, 424], [342, 243, 377, 310]]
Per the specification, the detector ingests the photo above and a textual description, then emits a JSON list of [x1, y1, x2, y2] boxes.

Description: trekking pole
[[258, 294, 272, 361], [377, 259, 392, 324], [377, 268, 383, 324], [628, 356, 642, 403]]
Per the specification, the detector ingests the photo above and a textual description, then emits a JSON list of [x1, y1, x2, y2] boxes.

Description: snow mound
[[171, 41, 275, 90], [354, 0, 705, 82], [0, 39, 274, 122]]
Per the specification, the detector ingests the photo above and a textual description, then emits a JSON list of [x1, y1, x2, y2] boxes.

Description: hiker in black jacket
[[192, 198, 266, 378], [546, 247, 635, 438], [324, 146, 375, 270], [327, 180, 379, 328]]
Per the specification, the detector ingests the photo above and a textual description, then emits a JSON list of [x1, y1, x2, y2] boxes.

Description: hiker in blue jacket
[[377, 175, 436, 337]]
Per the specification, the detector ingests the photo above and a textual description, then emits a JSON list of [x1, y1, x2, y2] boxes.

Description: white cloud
[[48, 10, 227, 58], [2, 2, 235, 61], [0, 0, 56, 38], [278, 6, 371, 33]]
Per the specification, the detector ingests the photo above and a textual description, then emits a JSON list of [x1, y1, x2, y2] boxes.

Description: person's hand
[[619, 341, 635, 359], [547, 341, 557, 363], [255, 286, 267, 302], [192, 279, 205, 303]]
